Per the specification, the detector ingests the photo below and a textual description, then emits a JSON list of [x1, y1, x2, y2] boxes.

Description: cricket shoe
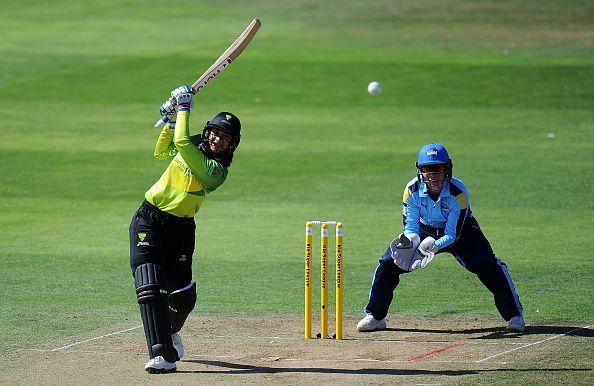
[[356, 314, 387, 332], [172, 333, 184, 359], [145, 356, 176, 374], [506, 315, 525, 333]]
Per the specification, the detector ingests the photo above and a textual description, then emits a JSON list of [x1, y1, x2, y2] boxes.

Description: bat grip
[[155, 116, 168, 129]]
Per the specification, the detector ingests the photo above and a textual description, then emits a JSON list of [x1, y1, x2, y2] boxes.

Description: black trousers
[[129, 200, 195, 294], [364, 216, 523, 321]]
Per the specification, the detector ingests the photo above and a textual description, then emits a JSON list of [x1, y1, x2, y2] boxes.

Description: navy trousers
[[364, 216, 523, 321]]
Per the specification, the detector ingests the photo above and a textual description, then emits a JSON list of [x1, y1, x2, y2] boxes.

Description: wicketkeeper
[[129, 85, 241, 373], [357, 143, 525, 333]]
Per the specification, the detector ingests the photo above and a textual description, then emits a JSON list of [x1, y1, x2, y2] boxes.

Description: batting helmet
[[198, 112, 241, 167]]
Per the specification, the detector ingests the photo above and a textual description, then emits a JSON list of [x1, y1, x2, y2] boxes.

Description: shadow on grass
[[179, 360, 477, 375], [179, 360, 592, 376], [521, 325, 593, 337]]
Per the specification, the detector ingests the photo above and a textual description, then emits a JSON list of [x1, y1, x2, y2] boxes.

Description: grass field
[[1, 0, 592, 383]]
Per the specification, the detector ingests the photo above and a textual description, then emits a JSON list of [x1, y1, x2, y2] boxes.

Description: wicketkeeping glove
[[391, 233, 419, 271], [416, 236, 438, 269], [419, 236, 438, 255], [391, 233, 437, 271], [412, 251, 434, 270]]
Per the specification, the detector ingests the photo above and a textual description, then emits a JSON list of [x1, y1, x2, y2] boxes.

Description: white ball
[[367, 81, 382, 96]]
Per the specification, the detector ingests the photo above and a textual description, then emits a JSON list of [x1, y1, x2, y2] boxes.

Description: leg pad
[[134, 263, 176, 362], [169, 281, 197, 333]]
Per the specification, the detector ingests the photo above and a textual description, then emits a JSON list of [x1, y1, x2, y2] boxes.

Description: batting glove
[[159, 98, 177, 129], [171, 85, 195, 111], [171, 85, 192, 99]]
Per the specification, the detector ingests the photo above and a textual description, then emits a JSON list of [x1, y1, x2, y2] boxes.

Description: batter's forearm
[[154, 127, 176, 159]]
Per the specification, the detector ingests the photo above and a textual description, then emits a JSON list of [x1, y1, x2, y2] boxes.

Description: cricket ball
[[367, 81, 382, 96]]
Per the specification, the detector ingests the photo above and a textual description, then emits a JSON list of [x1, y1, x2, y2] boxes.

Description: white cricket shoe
[[506, 315, 525, 333], [356, 314, 387, 332], [145, 356, 176, 374], [172, 333, 184, 359]]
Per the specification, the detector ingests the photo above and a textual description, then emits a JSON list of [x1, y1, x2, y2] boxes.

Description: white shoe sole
[[356, 318, 387, 332], [145, 356, 177, 374]]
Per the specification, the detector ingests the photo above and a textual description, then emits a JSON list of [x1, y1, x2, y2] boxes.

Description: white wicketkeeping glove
[[419, 236, 438, 255], [412, 252, 434, 270], [416, 236, 438, 269], [391, 233, 420, 271], [391, 233, 438, 272]]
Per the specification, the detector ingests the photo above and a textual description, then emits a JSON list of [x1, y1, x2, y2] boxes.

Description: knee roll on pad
[[169, 281, 197, 333], [134, 263, 176, 362], [135, 262, 167, 303]]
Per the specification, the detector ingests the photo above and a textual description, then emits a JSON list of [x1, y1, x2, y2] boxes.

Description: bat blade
[[191, 18, 261, 93], [155, 18, 261, 129]]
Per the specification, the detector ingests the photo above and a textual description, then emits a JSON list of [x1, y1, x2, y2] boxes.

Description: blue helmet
[[416, 143, 453, 180], [417, 143, 450, 166]]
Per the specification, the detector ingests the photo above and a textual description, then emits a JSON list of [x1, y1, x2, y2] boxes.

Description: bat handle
[[154, 116, 168, 129]]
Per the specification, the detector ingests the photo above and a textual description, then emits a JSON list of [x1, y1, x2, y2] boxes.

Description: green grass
[[0, 0, 592, 364]]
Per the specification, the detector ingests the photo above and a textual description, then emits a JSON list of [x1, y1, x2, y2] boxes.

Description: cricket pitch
[[5, 314, 592, 385]]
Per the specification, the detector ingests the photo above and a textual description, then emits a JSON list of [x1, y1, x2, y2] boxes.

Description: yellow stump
[[304, 222, 313, 339], [304, 220, 344, 340], [335, 223, 343, 340], [320, 223, 329, 339]]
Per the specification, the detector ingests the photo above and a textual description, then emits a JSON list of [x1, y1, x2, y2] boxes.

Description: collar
[[419, 179, 451, 199]]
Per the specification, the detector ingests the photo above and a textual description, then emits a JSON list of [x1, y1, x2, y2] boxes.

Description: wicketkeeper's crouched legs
[[135, 263, 178, 362], [364, 247, 409, 320], [452, 218, 523, 321]]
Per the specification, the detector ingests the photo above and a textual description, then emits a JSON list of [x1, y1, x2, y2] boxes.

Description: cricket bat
[[155, 18, 261, 129]]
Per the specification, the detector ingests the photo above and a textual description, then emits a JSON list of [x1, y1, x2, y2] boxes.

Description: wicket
[[304, 221, 343, 340]]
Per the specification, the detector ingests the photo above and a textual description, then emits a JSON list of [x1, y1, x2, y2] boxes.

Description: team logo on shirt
[[208, 163, 224, 176], [441, 202, 450, 213]]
